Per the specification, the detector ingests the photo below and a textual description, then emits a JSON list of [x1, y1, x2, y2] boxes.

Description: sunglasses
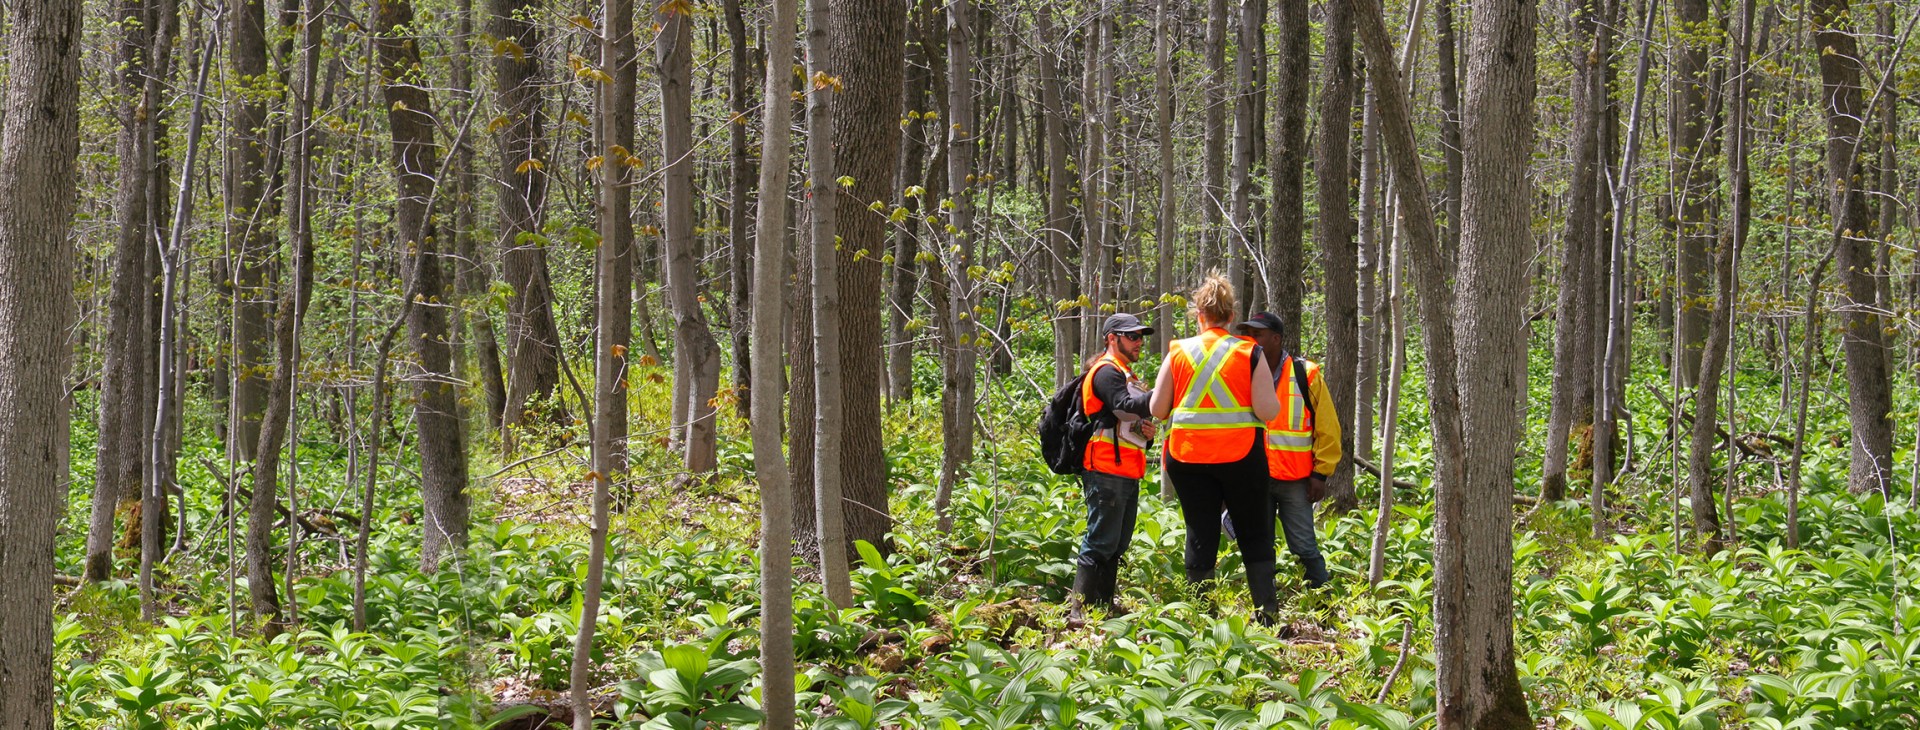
[[1116, 332, 1145, 341]]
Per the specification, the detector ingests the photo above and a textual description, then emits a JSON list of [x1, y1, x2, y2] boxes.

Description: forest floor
[[47, 352, 1920, 728]]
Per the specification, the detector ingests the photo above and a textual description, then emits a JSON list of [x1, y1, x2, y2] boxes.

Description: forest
[[0, 0, 1917, 724]]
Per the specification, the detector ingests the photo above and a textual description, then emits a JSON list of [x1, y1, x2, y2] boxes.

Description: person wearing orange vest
[[1149, 272, 1285, 624], [1235, 311, 1342, 588], [1069, 313, 1157, 618]]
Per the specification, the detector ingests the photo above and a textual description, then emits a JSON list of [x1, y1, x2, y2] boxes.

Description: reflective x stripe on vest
[[1169, 338, 1264, 430]]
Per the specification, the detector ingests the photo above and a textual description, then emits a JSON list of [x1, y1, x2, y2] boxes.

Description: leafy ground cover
[[50, 351, 1920, 728]]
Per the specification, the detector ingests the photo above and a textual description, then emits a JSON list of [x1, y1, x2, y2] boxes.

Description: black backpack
[[1039, 371, 1107, 475]]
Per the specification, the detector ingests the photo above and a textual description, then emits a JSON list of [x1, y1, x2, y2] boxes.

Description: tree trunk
[[1541, 0, 1613, 503], [660, 2, 723, 478], [0, 0, 80, 719], [494, 0, 565, 433], [1355, 90, 1381, 465], [1039, 6, 1075, 385], [887, 0, 935, 404], [1271, 0, 1308, 349], [87, 0, 165, 583], [750, 0, 800, 724], [1315, 0, 1359, 512], [1670, 0, 1716, 385], [1811, 0, 1896, 495], [376, 0, 470, 571], [1355, 0, 1533, 722], [1434, 0, 1463, 257], [226, 0, 281, 463], [450, 0, 508, 429], [1443, 0, 1537, 723], [1201, 0, 1228, 280], [1153, 0, 1176, 352], [572, 0, 638, 715], [1079, 19, 1105, 352], [807, 0, 853, 604], [1228, 0, 1262, 308], [829, 0, 906, 557], [937, 0, 979, 533], [724, 0, 756, 424]]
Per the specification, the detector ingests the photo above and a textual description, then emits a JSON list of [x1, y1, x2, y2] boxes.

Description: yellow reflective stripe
[[1177, 339, 1241, 410]]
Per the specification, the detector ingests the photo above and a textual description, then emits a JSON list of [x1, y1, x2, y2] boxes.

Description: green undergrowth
[[50, 354, 1920, 728]]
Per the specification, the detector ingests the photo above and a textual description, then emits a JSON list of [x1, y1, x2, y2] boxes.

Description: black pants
[[1165, 436, 1276, 577]]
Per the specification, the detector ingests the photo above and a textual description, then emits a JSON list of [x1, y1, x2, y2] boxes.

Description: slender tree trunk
[[936, 0, 978, 533], [1315, 0, 1359, 512], [1368, 199, 1407, 586], [1812, 0, 1896, 495], [495, 0, 565, 433], [1079, 19, 1105, 352], [1039, 6, 1075, 384], [450, 0, 507, 429], [375, 0, 470, 571], [750, 0, 800, 725], [1541, 0, 1613, 503], [660, 1, 723, 478], [790, 212, 819, 560], [807, 0, 853, 604], [572, 0, 636, 716], [0, 0, 80, 720], [1434, 0, 1463, 256], [724, 0, 756, 423], [1671, 0, 1716, 384], [1271, 0, 1308, 347], [1355, 92, 1381, 464], [1228, 0, 1262, 306], [1202, 0, 1228, 280], [887, 0, 934, 404], [1154, 0, 1176, 352], [225, 0, 279, 463], [829, 0, 906, 557], [87, 0, 165, 583]]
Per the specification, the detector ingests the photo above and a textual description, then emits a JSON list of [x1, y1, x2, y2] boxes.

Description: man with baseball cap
[[1235, 311, 1342, 588], [1068, 312, 1157, 618]]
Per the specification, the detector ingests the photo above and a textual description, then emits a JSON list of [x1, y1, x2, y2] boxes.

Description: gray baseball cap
[[1101, 313, 1155, 337]]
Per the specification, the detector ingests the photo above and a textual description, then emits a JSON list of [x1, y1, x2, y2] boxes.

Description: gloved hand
[[1307, 473, 1329, 503]]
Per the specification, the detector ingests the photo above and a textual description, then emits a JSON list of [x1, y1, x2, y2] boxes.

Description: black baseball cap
[[1234, 311, 1286, 337], [1101, 313, 1155, 337]]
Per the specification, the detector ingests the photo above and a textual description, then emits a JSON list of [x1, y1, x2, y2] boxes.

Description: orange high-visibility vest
[[1080, 353, 1148, 479], [1264, 355, 1320, 480], [1163, 328, 1263, 464]]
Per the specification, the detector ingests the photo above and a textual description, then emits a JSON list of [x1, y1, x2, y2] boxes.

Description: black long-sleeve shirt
[[1089, 361, 1153, 421]]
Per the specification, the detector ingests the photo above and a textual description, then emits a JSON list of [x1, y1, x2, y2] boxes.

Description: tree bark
[[724, 0, 757, 423], [450, 0, 508, 430], [887, 0, 935, 404], [87, 0, 166, 583], [660, 2, 723, 478], [225, 0, 280, 463], [375, 0, 471, 571], [1153, 0, 1177, 352], [937, 0, 979, 533], [1315, 0, 1359, 512], [1271, 0, 1308, 348], [572, 0, 637, 715], [750, 0, 800, 724], [1355, 0, 1533, 722], [0, 0, 80, 718], [1670, 0, 1717, 385], [1811, 0, 1896, 495], [1444, 0, 1537, 722], [1039, 6, 1075, 385], [1541, 0, 1613, 503], [807, 0, 853, 604], [1228, 0, 1264, 308], [828, 0, 906, 557], [1202, 0, 1228, 280], [494, 0, 565, 433]]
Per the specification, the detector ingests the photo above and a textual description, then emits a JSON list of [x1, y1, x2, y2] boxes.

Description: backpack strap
[[1291, 355, 1314, 423]]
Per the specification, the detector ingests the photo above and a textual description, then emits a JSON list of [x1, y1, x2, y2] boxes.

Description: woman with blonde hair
[[1149, 272, 1284, 623]]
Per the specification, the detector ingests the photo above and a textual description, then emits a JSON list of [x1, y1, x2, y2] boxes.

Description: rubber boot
[[1099, 558, 1128, 616], [1067, 562, 1098, 621], [1247, 561, 1280, 627], [1301, 555, 1330, 589]]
